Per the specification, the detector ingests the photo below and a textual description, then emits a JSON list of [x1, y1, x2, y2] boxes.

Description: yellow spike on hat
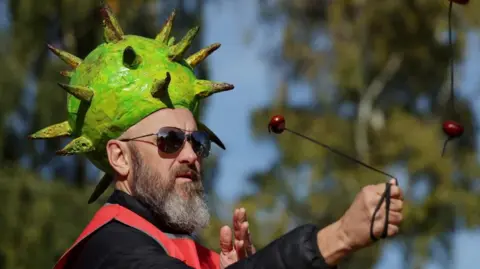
[[47, 44, 82, 68], [187, 43, 221, 67], [168, 26, 200, 61], [155, 10, 176, 44], [56, 136, 95, 156], [28, 121, 72, 139], [57, 83, 94, 103], [99, 3, 124, 42], [194, 80, 234, 99]]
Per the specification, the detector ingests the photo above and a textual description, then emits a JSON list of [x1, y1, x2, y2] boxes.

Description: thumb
[[219, 225, 233, 254], [389, 178, 398, 186]]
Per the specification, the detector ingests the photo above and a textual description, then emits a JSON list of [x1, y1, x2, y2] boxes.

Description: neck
[[115, 179, 133, 195]]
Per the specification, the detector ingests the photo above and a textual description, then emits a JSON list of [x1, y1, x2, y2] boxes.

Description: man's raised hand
[[219, 208, 256, 268]]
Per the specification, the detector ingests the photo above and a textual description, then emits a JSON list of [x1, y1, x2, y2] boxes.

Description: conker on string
[[268, 115, 286, 134], [441, 120, 464, 157], [442, 120, 464, 138], [449, 0, 469, 5]]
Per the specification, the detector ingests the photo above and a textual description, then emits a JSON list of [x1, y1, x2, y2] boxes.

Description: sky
[[200, 1, 480, 269], [0, 0, 478, 268]]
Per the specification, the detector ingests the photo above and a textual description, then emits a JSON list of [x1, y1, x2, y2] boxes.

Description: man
[[67, 108, 403, 269], [29, 4, 404, 269]]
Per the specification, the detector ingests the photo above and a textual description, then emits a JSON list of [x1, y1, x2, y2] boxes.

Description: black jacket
[[64, 190, 335, 269]]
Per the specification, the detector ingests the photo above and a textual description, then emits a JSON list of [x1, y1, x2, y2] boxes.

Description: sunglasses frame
[[119, 126, 212, 158]]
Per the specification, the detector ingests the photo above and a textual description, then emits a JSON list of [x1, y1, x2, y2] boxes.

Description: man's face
[[115, 108, 210, 234]]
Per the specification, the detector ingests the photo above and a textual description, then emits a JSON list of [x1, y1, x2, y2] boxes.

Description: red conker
[[442, 120, 464, 138], [450, 0, 469, 5], [268, 115, 286, 134]]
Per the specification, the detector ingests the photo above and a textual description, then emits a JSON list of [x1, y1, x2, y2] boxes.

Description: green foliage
[[0, 166, 102, 269], [245, 0, 480, 268]]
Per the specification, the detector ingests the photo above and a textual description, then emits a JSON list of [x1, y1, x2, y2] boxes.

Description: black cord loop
[[370, 180, 395, 241]]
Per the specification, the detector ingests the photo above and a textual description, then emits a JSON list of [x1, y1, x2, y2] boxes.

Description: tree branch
[[355, 53, 404, 162]]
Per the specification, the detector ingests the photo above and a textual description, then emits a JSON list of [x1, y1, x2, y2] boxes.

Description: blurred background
[[0, 0, 479, 268]]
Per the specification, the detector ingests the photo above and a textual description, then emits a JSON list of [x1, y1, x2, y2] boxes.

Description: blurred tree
[[0, 0, 224, 267], [241, 0, 480, 268], [0, 165, 102, 269]]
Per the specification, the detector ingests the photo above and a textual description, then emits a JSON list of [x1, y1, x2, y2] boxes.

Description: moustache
[[173, 165, 200, 182]]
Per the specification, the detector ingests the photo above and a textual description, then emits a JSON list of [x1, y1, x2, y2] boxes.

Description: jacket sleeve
[[226, 224, 337, 269]]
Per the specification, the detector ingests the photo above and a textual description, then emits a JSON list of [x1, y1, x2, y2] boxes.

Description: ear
[[106, 139, 130, 179]]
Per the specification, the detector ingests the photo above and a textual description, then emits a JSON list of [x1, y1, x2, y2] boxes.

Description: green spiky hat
[[29, 4, 233, 203]]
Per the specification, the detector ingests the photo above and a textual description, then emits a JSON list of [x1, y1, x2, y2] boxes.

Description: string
[[441, 137, 452, 157], [282, 128, 396, 241], [448, 0, 455, 114], [441, 1, 457, 157], [285, 128, 397, 182]]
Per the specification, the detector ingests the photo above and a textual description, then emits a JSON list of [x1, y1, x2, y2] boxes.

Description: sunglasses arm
[[118, 133, 157, 142]]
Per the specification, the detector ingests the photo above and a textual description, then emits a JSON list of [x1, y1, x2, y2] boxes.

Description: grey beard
[[128, 144, 210, 234]]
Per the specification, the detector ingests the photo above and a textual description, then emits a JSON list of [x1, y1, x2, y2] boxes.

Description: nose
[[177, 140, 198, 164]]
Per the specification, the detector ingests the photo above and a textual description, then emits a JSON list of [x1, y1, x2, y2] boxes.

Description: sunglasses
[[119, 127, 212, 158]]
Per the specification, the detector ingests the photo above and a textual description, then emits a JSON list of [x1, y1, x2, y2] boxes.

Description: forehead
[[139, 108, 197, 131]]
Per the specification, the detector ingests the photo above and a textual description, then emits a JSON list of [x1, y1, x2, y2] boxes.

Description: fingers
[[219, 207, 256, 266], [389, 185, 403, 200], [389, 199, 403, 212], [387, 224, 399, 237], [235, 239, 244, 257], [373, 224, 399, 238], [370, 209, 401, 239], [371, 179, 404, 201], [219, 225, 233, 254], [384, 224, 399, 237], [233, 208, 256, 258], [369, 195, 403, 222], [238, 209, 255, 255], [370, 197, 403, 212], [233, 208, 245, 259], [233, 208, 246, 239], [369, 199, 403, 240], [372, 209, 403, 225], [389, 211, 403, 225], [234, 208, 247, 259], [243, 222, 256, 255]]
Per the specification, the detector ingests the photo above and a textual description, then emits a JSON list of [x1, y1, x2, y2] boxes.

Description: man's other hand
[[219, 207, 256, 268]]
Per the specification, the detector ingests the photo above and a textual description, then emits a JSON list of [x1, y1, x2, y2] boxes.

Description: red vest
[[53, 203, 220, 269]]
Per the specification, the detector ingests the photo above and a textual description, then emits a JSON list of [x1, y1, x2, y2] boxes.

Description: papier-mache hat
[[28, 3, 232, 203]]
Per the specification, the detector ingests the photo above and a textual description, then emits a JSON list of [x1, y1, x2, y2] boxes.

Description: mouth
[[176, 171, 193, 183]]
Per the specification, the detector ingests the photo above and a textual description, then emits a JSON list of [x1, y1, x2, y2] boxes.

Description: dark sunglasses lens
[[191, 131, 211, 158], [157, 128, 185, 153]]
